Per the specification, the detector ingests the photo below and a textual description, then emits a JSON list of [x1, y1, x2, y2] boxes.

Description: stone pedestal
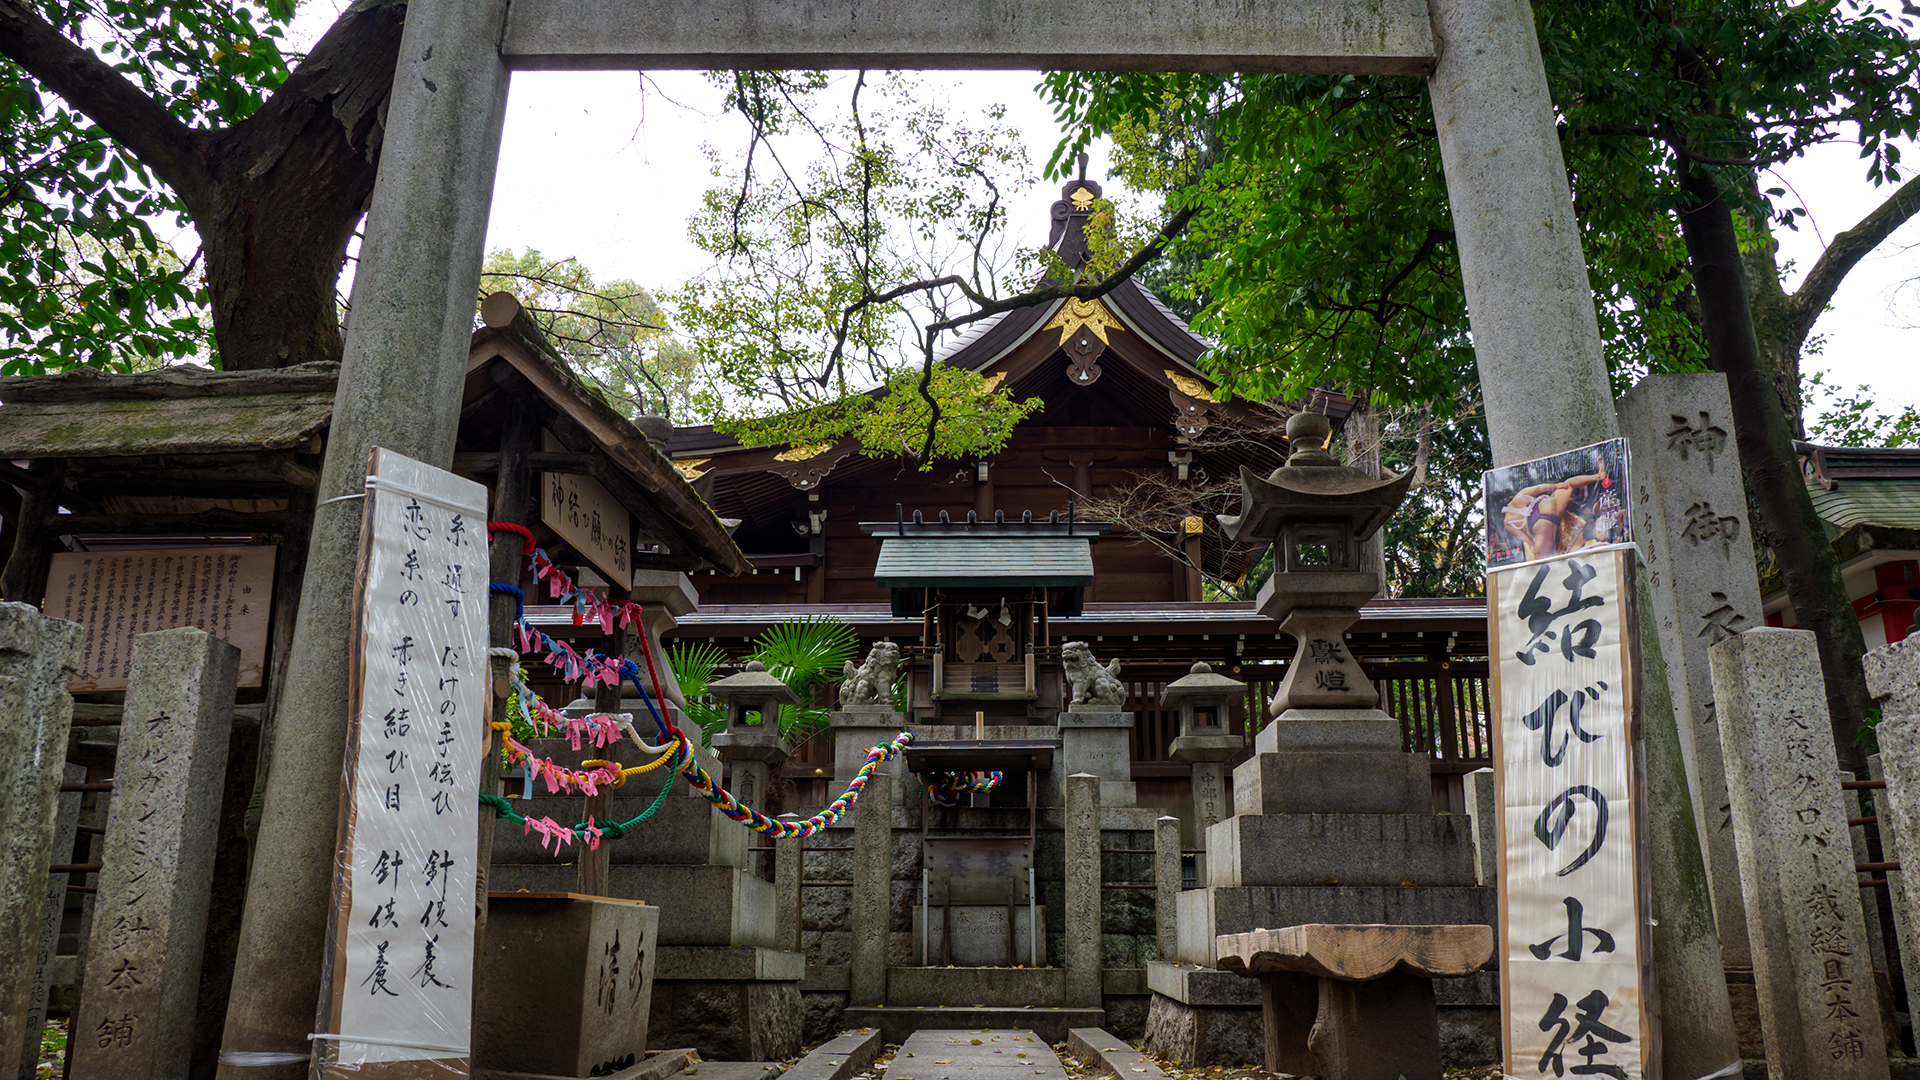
[[0, 604, 83, 1070], [713, 728, 790, 829], [829, 707, 908, 798], [1170, 735, 1237, 880], [72, 628, 239, 1080], [1157, 707, 1493, 1067], [473, 894, 659, 1078], [1712, 629, 1889, 1077], [1056, 712, 1136, 807]]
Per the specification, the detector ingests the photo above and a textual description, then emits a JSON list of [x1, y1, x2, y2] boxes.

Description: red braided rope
[[487, 521, 536, 556]]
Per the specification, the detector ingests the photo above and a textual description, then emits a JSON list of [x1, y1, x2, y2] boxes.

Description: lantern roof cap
[[1216, 415, 1416, 546], [1162, 660, 1246, 703], [709, 660, 800, 703]]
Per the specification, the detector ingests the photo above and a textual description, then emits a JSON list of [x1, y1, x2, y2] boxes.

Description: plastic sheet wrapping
[[313, 448, 491, 1077], [1490, 544, 1658, 1080]]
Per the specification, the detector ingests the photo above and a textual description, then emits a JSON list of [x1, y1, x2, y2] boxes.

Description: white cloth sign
[[1490, 547, 1656, 1080], [322, 449, 490, 1075]]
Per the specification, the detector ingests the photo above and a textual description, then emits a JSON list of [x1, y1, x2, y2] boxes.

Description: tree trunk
[[1675, 162, 1874, 773]]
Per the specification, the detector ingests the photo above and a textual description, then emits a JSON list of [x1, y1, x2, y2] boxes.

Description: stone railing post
[[1712, 628, 1887, 1076], [1154, 815, 1180, 963], [72, 628, 240, 1080], [0, 602, 84, 1069], [1065, 773, 1102, 1007], [850, 771, 892, 1006], [1865, 636, 1920, 1042], [775, 813, 803, 954]]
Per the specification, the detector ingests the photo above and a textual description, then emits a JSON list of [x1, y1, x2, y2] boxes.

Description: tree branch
[[1787, 170, 1920, 358], [0, 0, 211, 208]]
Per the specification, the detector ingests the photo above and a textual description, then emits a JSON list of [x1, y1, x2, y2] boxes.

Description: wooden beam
[[49, 510, 288, 534], [0, 462, 62, 604], [255, 451, 320, 490], [0, 361, 339, 403], [0, 460, 48, 492]]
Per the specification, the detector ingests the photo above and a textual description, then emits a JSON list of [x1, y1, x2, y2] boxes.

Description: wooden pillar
[[1182, 523, 1204, 601], [479, 398, 538, 927], [0, 462, 62, 606]]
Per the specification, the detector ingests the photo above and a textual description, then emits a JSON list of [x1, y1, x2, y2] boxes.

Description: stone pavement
[[883, 1030, 1067, 1080]]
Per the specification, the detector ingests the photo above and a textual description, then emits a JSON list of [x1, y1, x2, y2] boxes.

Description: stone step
[[887, 966, 1066, 1007], [1234, 750, 1431, 815], [1205, 813, 1477, 888], [852, 1012, 1101, 1052], [884, 1029, 1066, 1080]]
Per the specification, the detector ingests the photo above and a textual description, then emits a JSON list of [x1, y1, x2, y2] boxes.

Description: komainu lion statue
[[1061, 640, 1125, 711], [840, 641, 902, 707]]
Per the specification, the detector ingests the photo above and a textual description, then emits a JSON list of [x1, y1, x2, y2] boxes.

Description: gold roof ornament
[[1069, 186, 1097, 212], [773, 443, 833, 462], [1043, 298, 1123, 347], [672, 457, 711, 478], [980, 372, 1008, 393], [1165, 369, 1213, 401]]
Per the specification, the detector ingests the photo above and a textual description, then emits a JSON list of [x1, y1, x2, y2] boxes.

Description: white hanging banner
[[1487, 440, 1656, 1080], [320, 448, 490, 1077]]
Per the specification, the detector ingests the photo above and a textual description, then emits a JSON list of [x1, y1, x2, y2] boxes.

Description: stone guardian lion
[[1061, 640, 1125, 711], [840, 641, 902, 707]]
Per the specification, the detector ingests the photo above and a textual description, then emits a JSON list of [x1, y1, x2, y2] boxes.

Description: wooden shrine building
[[657, 172, 1493, 812]]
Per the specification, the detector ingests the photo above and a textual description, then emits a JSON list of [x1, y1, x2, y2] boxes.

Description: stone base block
[[1103, 996, 1151, 1041], [492, 796, 746, 868], [1206, 813, 1477, 887], [910, 904, 1046, 966], [609, 865, 777, 948], [802, 991, 849, 1044], [1146, 991, 1503, 1070], [1147, 961, 1262, 1007], [653, 945, 802, 982], [1234, 751, 1430, 815], [473, 895, 658, 1079], [840, 1006, 1104, 1044], [887, 966, 1065, 1007], [647, 979, 803, 1062], [1253, 709, 1403, 754], [1175, 885, 1495, 971]]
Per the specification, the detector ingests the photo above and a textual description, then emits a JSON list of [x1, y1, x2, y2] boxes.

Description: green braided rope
[[479, 769, 678, 843]]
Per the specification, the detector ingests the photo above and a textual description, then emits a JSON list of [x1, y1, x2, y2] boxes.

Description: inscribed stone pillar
[[849, 771, 892, 1007], [1064, 773, 1102, 1008], [1619, 373, 1759, 970], [1154, 815, 1180, 964], [216, 2, 513, 1074], [16, 763, 84, 1080], [1711, 628, 1888, 1076], [72, 628, 240, 1080], [774, 814, 803, 954], [1462, 768, 1497, 887], [0, 603, 84, 1068], [1864, 637, 1920, 1037]]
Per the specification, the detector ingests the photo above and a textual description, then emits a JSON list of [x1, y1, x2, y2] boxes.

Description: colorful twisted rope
[[673, 729, 913, 838], [922, 771, 1003, 807]]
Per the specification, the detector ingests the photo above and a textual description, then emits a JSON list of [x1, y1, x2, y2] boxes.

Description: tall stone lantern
[[1218, 411, 1414, 729], [1162, 661, 1245, 871], [708, 660, 798, 814]]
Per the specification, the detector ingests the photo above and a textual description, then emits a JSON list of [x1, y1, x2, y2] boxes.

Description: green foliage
[[480, 248, 698, 419], [1375, 404, 1493, 598], [0, 1, 296, 372], [669, 616, 859, 745], [1806, 370, 1920, 449], [667, 71, 1046, 464], [1041, 0, 1919, 405]]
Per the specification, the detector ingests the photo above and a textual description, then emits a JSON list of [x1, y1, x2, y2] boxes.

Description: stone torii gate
[[214, 1, 1729, 1077]]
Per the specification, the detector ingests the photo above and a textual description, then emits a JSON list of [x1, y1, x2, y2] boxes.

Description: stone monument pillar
[[0, 603, 85, 1069], [1618, 373, 1759, 978], [71, 628, 240, 1080], [1712, 629, 1888, 1076], [1865, 636, 1920, 1040]]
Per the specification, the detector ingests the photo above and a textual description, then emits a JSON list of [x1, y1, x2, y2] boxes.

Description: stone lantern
[[1218, 411, 1413, 722], [1162, 661, 1246, 861], [707, 660, 798, 812]]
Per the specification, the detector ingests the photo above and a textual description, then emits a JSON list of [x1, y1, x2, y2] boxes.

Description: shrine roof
[[873, 535, 1095, 588], [0, 362, 338, 459], [1797, 441, 1920, 531]]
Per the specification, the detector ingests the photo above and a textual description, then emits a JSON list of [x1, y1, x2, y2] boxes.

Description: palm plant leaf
[[668, 640, 732, 745]]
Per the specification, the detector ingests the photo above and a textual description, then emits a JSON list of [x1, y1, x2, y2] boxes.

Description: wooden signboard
[[541, 432, 631, 588], [45, 546, 276, 692], [317, 448, 490, 1077], [1486, 441, 1656, 1080]]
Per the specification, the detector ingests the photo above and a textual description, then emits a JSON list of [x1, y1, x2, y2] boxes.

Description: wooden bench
[[1216, 923, 1494, 1080]]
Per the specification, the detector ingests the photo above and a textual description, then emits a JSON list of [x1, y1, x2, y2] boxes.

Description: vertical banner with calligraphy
[[320, 448, 489, 1076], [1486, 439, 1656, 1080]]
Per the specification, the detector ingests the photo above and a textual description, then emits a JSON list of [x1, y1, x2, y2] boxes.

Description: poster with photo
[[1484, 438, 1631, 570]]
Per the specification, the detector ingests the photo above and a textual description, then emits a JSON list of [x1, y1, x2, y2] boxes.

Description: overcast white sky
[[291, 6, 1920, 413]]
